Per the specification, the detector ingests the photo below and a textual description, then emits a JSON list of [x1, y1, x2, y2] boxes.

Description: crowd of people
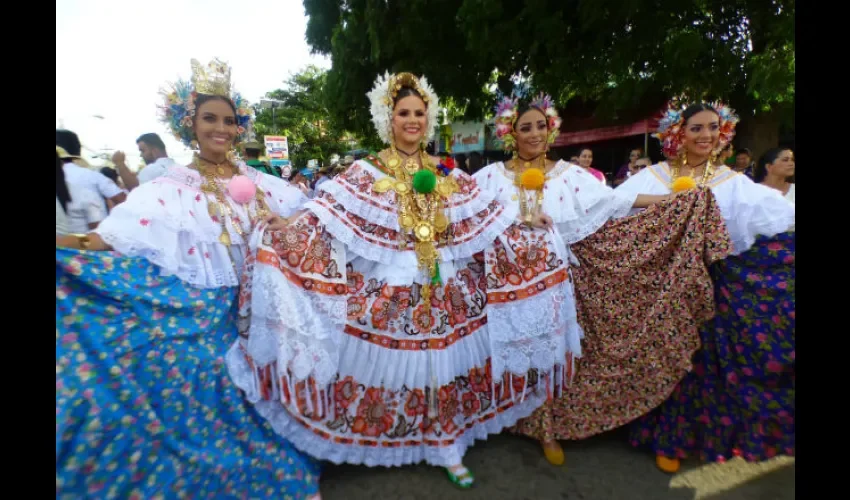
[[56, 60, 794, 499]]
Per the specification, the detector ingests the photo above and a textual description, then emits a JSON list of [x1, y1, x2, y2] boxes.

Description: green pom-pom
[[412, 169, 437, 194], [431, 262, 442, 285]]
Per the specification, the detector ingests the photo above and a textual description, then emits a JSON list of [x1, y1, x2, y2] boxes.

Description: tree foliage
[[252, 65, 354, 170], [303, 0, 795, 139]]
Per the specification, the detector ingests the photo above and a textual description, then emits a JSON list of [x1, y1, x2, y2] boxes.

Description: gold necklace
[[510, 154, 547, 223], [671, 157, 715, 188], [192, 154, 270, 247], [373, 145, 459, 312]]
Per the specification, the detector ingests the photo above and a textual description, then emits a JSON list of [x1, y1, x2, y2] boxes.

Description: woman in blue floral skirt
[[617, 100, 795, 473], [56, 58, 321, 499]]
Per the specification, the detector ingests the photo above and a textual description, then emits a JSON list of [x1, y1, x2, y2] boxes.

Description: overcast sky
[[56, 0, 330, 167]]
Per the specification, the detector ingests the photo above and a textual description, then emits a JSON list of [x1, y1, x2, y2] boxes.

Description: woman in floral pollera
[[55, 59, 321, 499], [227, 72, 581, 489], [619, 101, 796, 473], [480, 92, 735, 467]]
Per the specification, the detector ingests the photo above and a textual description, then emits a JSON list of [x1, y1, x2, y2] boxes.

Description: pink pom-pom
[[227, 175, 256, 204]]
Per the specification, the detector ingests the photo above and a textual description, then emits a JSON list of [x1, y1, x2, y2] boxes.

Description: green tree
[[304, 0, 794, 157], [252, 65, 354, 170]]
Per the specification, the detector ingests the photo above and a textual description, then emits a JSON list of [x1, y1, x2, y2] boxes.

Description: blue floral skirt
[[629, 232, 795, 463], [56, 249, 320, 499]]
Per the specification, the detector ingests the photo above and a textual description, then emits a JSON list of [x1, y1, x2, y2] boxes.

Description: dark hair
[[136, 133, 167, 153], [468, 152, 483, 173], [100, 167, 119, 183], [454, 153, 468, 172], [56, 129, 82, 157], [681, 103, 719, 124], [755, 147, 792, 182], [56, 152, 71, 213], [736, 148, 752, 157], [579, 147, 593, 156], [393, 87, 425, 107], [195, 94, 238, 119], [515, 104, 547, 125], [244, 147, 262, 158]]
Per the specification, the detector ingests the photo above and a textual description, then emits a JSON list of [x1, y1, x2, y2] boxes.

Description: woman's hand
[[528, 213, 554, 230], [263, 214, 292, 233]]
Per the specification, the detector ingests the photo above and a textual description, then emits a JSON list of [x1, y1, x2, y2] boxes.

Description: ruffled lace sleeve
[[306, 157, 518, 269], [712, 172, 795, 255], [249, 167, 309, 218], [552, 162, 636, 244], [95, 164, 304, 289]]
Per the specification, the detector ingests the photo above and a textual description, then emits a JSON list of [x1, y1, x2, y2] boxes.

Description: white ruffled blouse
[[95, 162, 308, 288], [617, 163, 795, 254]]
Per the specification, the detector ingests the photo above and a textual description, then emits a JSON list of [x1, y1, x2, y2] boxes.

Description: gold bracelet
[[72, 233, 91, 250]]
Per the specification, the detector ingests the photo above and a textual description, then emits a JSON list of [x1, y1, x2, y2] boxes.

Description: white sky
[[56, 0, 330, 169]]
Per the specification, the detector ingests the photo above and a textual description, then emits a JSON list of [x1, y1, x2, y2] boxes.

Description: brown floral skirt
[[513, 188, 732, 441]]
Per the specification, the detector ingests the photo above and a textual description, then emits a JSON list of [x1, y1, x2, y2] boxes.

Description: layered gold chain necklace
[[670, 156, 715, 188], [192, 154, 270, 247], [373, 146, 458, 311]]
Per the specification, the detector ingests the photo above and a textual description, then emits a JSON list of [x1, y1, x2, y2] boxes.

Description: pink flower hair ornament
[[493, 92, 562, 153]]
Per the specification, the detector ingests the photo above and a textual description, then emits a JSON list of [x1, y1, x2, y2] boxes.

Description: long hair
[[56, 152, 72, 213]]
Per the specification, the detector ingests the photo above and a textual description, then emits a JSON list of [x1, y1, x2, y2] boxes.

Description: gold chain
[[192, 154, 271, 248], [373, 148, 458, 312], [671, 156, 715, 188], [510, 155, 547, 223]]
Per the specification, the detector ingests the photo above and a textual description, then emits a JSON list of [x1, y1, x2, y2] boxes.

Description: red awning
[[552, 119, 658, 147]]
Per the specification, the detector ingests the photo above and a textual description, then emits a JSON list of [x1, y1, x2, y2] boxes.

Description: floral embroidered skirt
[[56, 249, 320, 499], [629, 232, 795, 463], [228, 214, 580, 467], [513, 188, 733, 441]]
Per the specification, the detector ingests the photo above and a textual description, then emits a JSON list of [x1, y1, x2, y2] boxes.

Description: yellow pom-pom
[[520, 168, 546, 190], [671, 176, 697, 193]]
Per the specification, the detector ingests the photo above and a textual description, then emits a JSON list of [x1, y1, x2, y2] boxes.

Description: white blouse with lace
[[617, 163, 795, 254], [95, 162, 308, 288], [474, 160, 637, 245]]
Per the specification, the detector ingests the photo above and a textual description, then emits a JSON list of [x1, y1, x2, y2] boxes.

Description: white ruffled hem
[[226, 342, 548, 467]]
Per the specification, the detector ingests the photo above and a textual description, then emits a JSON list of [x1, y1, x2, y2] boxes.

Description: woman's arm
[[56, 233, 112, 251], [633, 193, 674, 208]]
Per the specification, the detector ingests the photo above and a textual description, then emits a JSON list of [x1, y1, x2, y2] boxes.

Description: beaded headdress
[[493, 89, 562, 153], [654, 98, 739, 159], [159, 58, 254, 149]]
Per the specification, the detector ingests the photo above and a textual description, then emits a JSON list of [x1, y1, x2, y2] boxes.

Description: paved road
[[320, 428, 795, 500]]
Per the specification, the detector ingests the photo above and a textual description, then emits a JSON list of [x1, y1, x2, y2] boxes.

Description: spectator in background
[[569, 155, 580, 164], [112, 133, 177, 190], [454, 153, 468, 173], [631, 156, 651, 175], [57, 129, 126, 212], [99, 167, 128, 212], [56, 152, 107, 235], [577, 147, 607, 184], [468, 151, 484, 175], [614, 148, 643, 186], [291, 169, 314, 197], [718, 143, 734, 166], [734, 147, 755, 179], [242, 141, 279, 177], [757, 148, 795, 204]]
